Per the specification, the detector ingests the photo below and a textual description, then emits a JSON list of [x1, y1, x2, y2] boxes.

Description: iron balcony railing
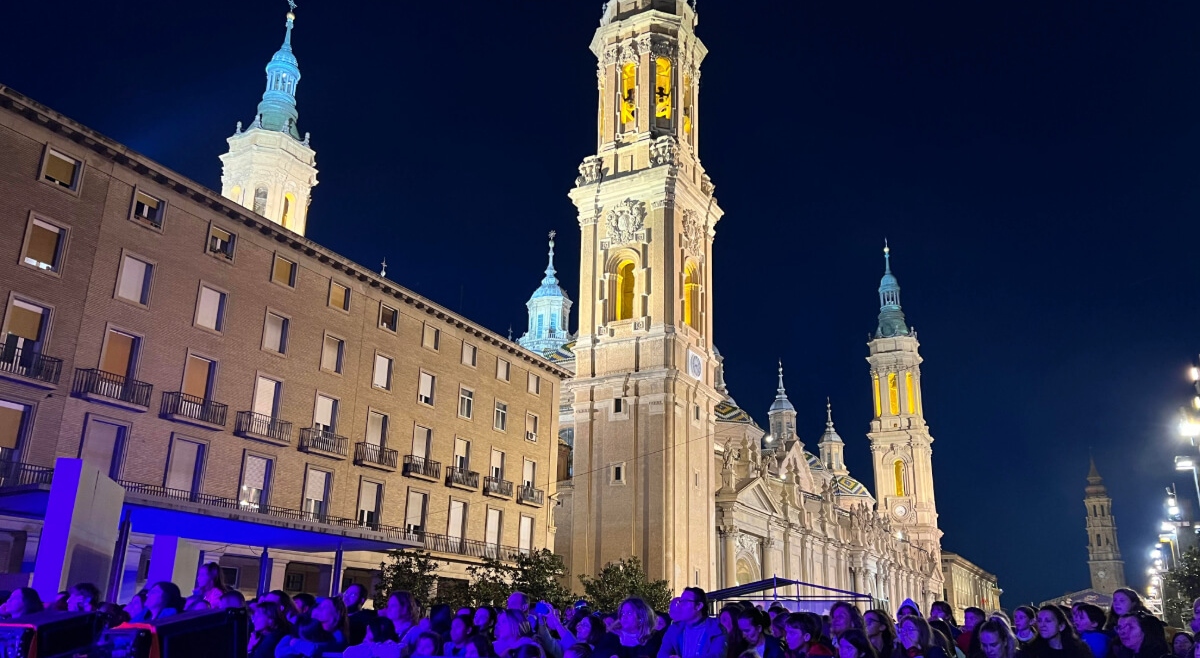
[[161, 392, 228, 426], [400, 529, 525, 562], [0, 345, 62, 385], [299, 428, 348, 457], [445, 466, 479, 489], [517, 485, 545, 506], [354, 442, 398, 469], [72, 368, 152, 408], [403, 455, 441, 479], [0, 462, 53, 489], [483, 476, 513, 497], [120, 480, 380, 529], [235, 411, 293, 444]]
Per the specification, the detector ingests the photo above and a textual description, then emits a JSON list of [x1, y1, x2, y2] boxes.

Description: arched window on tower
[[614, 259, 636, 321], [682, 74, 694, 137], [905, 372, 916, 414], [894, 460, 906, 497], [683, 262, 700, 331], [887, 373, 900, 416], [872, 374, 882, 417], [253, 187, 268, 216], [620, 63, 637, 127], [655, 57, 672, 125], [282, 193, 295, 229]]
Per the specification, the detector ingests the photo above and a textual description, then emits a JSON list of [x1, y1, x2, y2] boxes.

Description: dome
[[530, 280, 570, 301], [831, 475, 870, 497], [804, 451, 825, 471], [716, 400, 754, 425]]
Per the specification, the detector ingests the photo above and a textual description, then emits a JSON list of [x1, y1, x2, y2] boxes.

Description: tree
[[578, 556, 673, 612], [467, 555, 514, 607], [1163, 546, 1200, 627], [376, 549, 439, 610], [467, 549, 574, 609]]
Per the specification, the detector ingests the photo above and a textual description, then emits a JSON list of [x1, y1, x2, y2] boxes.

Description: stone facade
[[940, 552, 1001, 621]]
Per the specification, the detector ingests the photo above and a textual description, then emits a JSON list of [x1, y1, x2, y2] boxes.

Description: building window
[[527, 373, 541, 395], [115, 253, 153, 306], [283, 572, 304, 592], [252, 376, 282, 418], [620, 62, 637, 126], [181, 354, 216, 402], [358, 479, 382, 528], [165, 436, 205, 494], [485, 508, 502, 549], [303, 468, 330, 520], [41, 148, 81, 191], [263, 312, 289, 354], [405, 489, 428, 534], [614, 259, 636, 321], [496, 359, 510, 382], [453, 438, 470, 471], [372, 353, 393, 390], [422, 324, 440, 351], [253, 187, 268, 216], [313, 394, 338, 433], [613, 398, 624, 414], [525, 413, 538, 442], [412, 425, 432, 460], [522, 459, 536, 489], [490, 449, 505, 480], [194, 285, 227, 332], [366, 411, 388, 446], [329, 282, 350, 311], [21, 217, 66, 274], [380, 304, 398, 332], [417, 372, 436, 406], [655, 57, 672, 121], [321, 335, 345, 374], [3, 298, 50, 360], [462, 343, 477, 367], [131, 190, 165, 228], [611, 463, 626, 484], [492, 401, 506, 432], [683, 262, 701, 331], [448, 499, 467, 544], [207, 225, 236, 260], [100, 328, 140, 380], [888, 373, 900, 416], [458, 387, 474, 420], [519, 515, 534, 554], [80, 416, 125, 479], [272, 255, 297, 288], [0, 400, 31, 461], [894, 460, 906, 497], [281, 193, 296, 230], [239, 454, 272, 510]]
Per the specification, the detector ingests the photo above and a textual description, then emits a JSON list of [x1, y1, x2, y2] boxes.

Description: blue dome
[[831, 475, 871, 497]]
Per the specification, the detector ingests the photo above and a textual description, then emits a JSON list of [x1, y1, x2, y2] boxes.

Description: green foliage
[[578, 556, 673, 612], [376, 550, 439, 610], [466, 549, 573, 609], [1163, 546, 1200, 627]]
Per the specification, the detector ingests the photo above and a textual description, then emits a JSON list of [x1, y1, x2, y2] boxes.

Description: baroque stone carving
[[682, 209, 705, 257], [605, 198, 646, 246], [650, 37, 677, 61], [576, 156, 604, 187], [651, 136, 678, 167]]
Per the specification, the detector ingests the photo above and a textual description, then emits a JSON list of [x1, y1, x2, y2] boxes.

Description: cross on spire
[[287, 0, 297, 11]]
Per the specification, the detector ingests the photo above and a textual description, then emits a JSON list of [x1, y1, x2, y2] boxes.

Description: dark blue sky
[[5, 0, 1200, 606]]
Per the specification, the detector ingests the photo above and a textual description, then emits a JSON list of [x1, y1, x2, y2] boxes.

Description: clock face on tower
[[1097, 570, 1107, 578], [894, 504, 907, 518], [687, 350, 703, 380]]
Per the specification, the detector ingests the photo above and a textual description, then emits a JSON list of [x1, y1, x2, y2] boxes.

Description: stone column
[[721, 527, 737, 587], [146, 536, 201, 594]]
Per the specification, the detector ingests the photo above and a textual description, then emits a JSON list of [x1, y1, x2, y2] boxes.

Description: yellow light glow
[[620, 63, 637, 125], [888, 373, 900, 415], [905, 372, 915, 414], [655, 58, 672, 120], [615, 260, 635, 321], [872, 375, 881, 417], [894, 460, 906, 497]]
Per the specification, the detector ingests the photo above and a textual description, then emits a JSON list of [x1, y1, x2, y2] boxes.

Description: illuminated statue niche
[[655, 58, 672, 121], [872, 374, 882, 417], [614, 260, 635, 321], [887, 372, 900, 415], [683, 262, 700, 330], [894, 460, 906, 496], [905, 372, 915, 414], [620, 63, 637, 126], [682, 74, 693, 136]]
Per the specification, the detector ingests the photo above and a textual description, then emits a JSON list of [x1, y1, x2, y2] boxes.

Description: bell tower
[[565, 0, 723, 589], [866, 244, 942, 549], [1085, 458, 1127, 594]]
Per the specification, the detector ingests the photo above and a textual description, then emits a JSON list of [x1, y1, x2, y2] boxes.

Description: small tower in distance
[[1085, 457, 1127, 594], [519, 231, 573, 355], [220, 3, 318, 236], [818, 399, 848, 476], [768, 363, 798, 448]]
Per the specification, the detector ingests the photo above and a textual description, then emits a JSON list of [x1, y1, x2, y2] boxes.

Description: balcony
[[298, 428, 348, 460], [401, 529, 525, 563], [72, 368, 152, 411], [354, 442, 398, 472], [161, 392, 228, 430], [403, 455, 441, 481], [483, 476, 513, 499], [0, 462, 53, 489], [0, 345, 62, 388], [445, 466, 479, 491], [517, 484, 545, 507], [234, 411, 292, 446]]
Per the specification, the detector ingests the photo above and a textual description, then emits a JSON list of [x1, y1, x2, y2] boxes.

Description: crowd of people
[[3, 569, 1196, 658]]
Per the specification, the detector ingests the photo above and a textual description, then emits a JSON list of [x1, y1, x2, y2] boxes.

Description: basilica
[[512, 0, 997, 613]]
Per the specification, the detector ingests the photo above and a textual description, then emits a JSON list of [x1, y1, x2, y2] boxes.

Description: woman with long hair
[[594, 597, 661, 658], [474, 607, 498, 641], [864, 609, 897, 658], [195, 562, 226, 607], [735, 608, 783, 658], [494, 609, 538, 658], [1012, 607, 1038, 649], [140, 582, 184, 621], [896, 616, 949, 658], [248, 600, 291, 658], [1025, 606, 1092, 658], [1115, 613, 1170, 658], [1173, 633, 1194, 658], [277, 596, 350, 657], [838, 629, 879, 658], [381, 591, 422, 646], [976, 620, 1016, 658], [1106, 589, 1148, 632], [445, 614, 477, 657], [0, 588, 43, 620], [783, 612, 835, 658]]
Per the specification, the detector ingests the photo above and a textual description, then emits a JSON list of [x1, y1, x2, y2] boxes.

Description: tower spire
[[255, 3, 303, 139], [543, 230, 559, 285], [819, 398, 847, 475], [519, 230, 573, 355], [876, 241, 910, 338], [770, 361, 795, 413]]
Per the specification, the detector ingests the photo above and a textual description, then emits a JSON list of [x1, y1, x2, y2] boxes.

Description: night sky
[[5, 0, 1200, 607]]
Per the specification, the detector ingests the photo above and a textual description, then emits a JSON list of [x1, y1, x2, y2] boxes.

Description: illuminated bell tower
[[866, 244, 941, 548], [565, 0, 723, 590], [1084, 458, 1126, 594], [219, 5, 318, 236]]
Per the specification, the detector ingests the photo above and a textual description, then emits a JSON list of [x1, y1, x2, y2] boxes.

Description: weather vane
[[548, 230, 556, 240], [287, 0, 297, 11]]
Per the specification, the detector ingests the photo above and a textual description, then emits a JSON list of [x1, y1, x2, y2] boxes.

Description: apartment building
[[0, 84, 568, 599]]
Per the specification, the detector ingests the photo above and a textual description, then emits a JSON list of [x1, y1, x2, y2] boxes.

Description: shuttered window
[[496, 359, 510, 382], [195, 286, 226, 331], [272, 256, 296, 287], [490, 450, 505, 479], [165, 438, 202, 493], [523, 459, 536, 488], [422, 324, 440, 350], [519, 515, 534, 553], [379, 305, 398, 332], [0, 401, 29, 451], [448, 500, 466, 540], [132, 191, 163, 226], [372, 354, 392, 389], [303, 469, 328, 517], [358, 480, 381, 526], [43, 150, 79, 189], [454, 438, 470, 470], [314, 395, 337, 431], [117, 256, 152, 305], [528, 373, 541, 395], [253, 377, 280, 417], [366, 411, 386, 446], [485, 508, 502, 546], [23, 219, 63, 272], [7, 300, 46, 343], [100, 330, 136, 378], [263, 313, 288, 353], [181, 355, 213, 399], [417, 372, 435, 406], [412, 426, 431, 459], [405, 490, 427, 533], [240, 455, 270, 508], [81, 418, 123, 477], [329, 282, 350, 311], [461, 343, 477, 367], [321, 336, 344, 373]]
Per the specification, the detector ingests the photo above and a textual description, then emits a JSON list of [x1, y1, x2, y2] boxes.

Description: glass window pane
[[166, 439, 201, 491], [81, 419, 122, 476]]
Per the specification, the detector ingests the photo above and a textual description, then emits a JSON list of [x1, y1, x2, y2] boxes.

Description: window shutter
[[305, 470, 328, 502], [523, 460, 536, 488], [166, 440, 200, 491], [519, 516, 533, 551], [118, 257, 149, 303], [26, 221, 61, 266], [81, 420, 121, 474], [7, 302, 45, 341], [485, 509, 502, 545], [406, 491, 427, 531], [418, 373, 433, 399], [322, 336, 340, 370], [44, 155, 76, 187], [373, 355, 390, 388], [244, 456, 269, 491], [448, 500, 466, 540], [182, 355, 212, 399], [491, 450, 504, 479], [101, 331, 135, 376], [253, 377, 278, 417], [0, 402, 26, 450], [264, 314, 285, 352], [359, 481, 380, 516], [366, 412, 385, 445], [314, 396, 335, 429], [412, 427, 430, 459], [197, 287, 222, 329]]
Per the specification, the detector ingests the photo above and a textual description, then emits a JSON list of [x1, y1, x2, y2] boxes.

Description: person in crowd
[[0, 587, 43, 619], [276, 596, 350, 657], [1024, 606, 1091, 658], [343, 584, 376, 645], [976, 620, 1016, 658], [1191, 599, 1200, 635], [575, 613, 608, 649], [837, 629, 878, 658], [658, 587, 727, 658], [773, 615, 789, 644], [719, 604, 743, 636], [769, 606, 789, 623], [249, 601, 292, 658], [431, 605, 455, 641], [958, 608, 985, 657], [830, 603, 866, 645], [898, 601, 922, 620], [124, 589, 149, 621], [929, 604, 960, 642], [47, 591, 69, 612], [67, 582, 100, 612], [1012, 607, 1038, 649], [515, 645, 548, 658], [294, 593, 317, 620], [381, 591, 423, 646], [185, 598, 211, 612], [1107, 589, 1148, 632], [595, 597, 663, 658], [466, 634, 499, 658], [1115, 613, 1170, 658], [734, 608, 783, 658], [262, 591, 303, 626], [897, 616, 948, 658], [494, 609, 539, 658], [475, 606, 498, 639], [1172, 633, 1193, 658], [138, 582, 184, 621], [219, 590, 247, 610], [195, 562, 226, 607], [863, 609, 896, 658], [98, 602, 130, 628], [446, 614, 477, 657], [926, 621, 959, 658], [344, 616, 402, 658], [418, 631, 445, 656], [782, 612, 834, 658], [1071, 603, 1109, 658], [567, 643, 595, 658]]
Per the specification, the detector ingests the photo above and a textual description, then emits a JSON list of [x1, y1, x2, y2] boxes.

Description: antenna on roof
[[380, 257, 387, 278]]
